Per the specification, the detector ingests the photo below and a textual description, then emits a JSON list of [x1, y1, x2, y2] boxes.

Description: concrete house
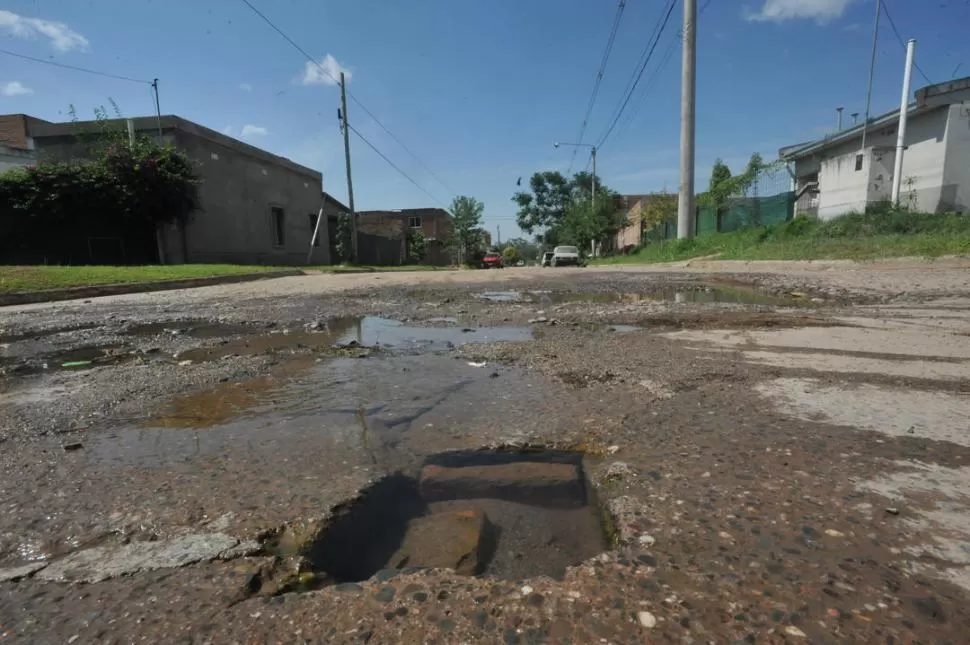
[[19, 114, 330, 265], [781, 77, 970, 220], [357, 207, 454, 265], [0, 114, 48, 173]]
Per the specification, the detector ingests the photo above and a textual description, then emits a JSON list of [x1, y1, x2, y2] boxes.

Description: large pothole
[[276, 450, 608, 588]]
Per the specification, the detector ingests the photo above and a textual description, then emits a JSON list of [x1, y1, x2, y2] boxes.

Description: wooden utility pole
[[339, 72, 358, 262]]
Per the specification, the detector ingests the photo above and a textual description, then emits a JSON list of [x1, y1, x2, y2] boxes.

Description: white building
[[781, 77, 970, 220]]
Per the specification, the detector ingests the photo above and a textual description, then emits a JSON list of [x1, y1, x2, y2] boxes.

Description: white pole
[[307, 203, 325, 265], [677, 0, 697, 239], [891, 39, 916, 206]]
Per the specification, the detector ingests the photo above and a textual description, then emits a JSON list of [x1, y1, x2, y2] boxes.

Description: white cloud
[[0, 9, 89, 51], [1, 80, 33, 97], [302, 54, 351, 86], [241, 124, 268, 138], [745, 0, 855, 24], [239, 83, 253, 92]]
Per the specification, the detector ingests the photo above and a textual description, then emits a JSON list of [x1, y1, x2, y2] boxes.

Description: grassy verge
[[595, 210, 970, 265], [0, 264, 286, 294]]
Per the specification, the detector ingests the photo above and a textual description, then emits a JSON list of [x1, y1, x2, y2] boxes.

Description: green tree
[[501, 245, 518, 264], [559, 189, 625, 253], [407, 229, 428, 263], [700, 154, 770, 209], [503, 236, 539, 263], [334, 215, 353, 263], [640, 191, 678, 239], [512, 171, 572, 234], [448, 195, 485, 263]]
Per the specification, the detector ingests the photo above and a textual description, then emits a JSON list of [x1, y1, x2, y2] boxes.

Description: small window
[[408, 215, 422, 229], [271, 206, 285, 246], [854, 154, 864, 171], [308, 213, 320, 247]]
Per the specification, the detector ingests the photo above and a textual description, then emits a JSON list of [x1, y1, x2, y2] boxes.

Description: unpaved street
[[2, 260, 970, 643]]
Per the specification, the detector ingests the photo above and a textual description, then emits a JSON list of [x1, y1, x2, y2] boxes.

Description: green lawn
[[596, 210, 970, 265], [0, 264, 286, 294]]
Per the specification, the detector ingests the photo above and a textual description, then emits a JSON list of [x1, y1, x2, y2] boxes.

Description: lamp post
[[554, 142, 598, 256]]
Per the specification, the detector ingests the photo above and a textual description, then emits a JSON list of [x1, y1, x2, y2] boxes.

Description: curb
[[0, 270, 304, 307]]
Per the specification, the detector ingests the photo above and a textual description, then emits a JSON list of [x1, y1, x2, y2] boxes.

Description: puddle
[[304, 450, 606, 584], [605, 324, 642, 333], [124, 321, 255, 339], [176, 317, 531, 363], [478, 286, 802, 307], [1, 345, 140, 375]]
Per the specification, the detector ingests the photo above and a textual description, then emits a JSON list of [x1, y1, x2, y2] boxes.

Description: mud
[[2, 267, 970, 643]]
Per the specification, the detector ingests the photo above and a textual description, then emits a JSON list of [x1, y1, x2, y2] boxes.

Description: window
[[408, 215, 422, 229], [271, 207, 285, 246], [854, 154, 864, 171], [308, 213, 320, 247]]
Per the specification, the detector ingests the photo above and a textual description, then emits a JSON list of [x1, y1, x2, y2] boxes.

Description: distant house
[[3, 113, 330, 265], [0, 113, 48, 173], [781, 76, 970, 220], [357, 207, 454, 265]]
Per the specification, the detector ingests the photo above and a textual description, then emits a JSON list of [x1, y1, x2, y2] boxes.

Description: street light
[[553, 142, 599, 257]]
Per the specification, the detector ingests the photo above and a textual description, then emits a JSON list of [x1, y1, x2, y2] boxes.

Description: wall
[[30, 117, 329, 266], [0, 144, 34, 174], [812, 107, 949, 219], [941, 104, 970, 212]]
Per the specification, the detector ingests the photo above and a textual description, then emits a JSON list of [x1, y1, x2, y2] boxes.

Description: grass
[[0, 264, 287, 294], [0, 263, 454, 294], [595, 209, 970, 265]]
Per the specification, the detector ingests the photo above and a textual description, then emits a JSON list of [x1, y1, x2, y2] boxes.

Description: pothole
[[1, 345, 140, 375], [276, 450, 607, 588], [477, 285, 804, 306], [124, 320, 256, 338]]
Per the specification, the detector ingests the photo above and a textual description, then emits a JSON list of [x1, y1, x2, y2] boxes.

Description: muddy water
[[478, 284, 801, 306]]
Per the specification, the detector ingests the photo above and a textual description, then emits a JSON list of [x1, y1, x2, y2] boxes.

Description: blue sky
[[2, 0, 968, 240]]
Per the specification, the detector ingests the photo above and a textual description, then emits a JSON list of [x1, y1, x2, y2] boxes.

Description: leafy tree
[[640, 191, 678, 232], [407, 229, 428, 263], [334, 215, 353, 263], [503, 236, 539, 263], [558, 188, 626, 253], [501, 245, 518, 264], [700, 154, 770, 209], [448, 195, 485, 263], [512, 171, 572, 234]]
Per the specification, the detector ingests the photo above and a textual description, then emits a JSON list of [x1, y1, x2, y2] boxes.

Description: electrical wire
[[594, 0, 678, 149], [880, 1, 933, 85], [347, 124, 447, 208], [0, 48, 151, 84], [238, 0, 456, 200], [566, 0, 627, 175]]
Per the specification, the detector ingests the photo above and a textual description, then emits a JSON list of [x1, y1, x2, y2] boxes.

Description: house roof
[[358, 207, 451, 219], [780, 75, 970, 160], [322, 191, 349, 212]]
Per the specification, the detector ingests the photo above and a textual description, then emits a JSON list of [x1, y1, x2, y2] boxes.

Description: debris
[[61, 360, 92, 368], [607, 445, 620, 454], [824, 529, 844, 537], [527, 317, 549, 324], [467, 361, 487, 368], [783, 625, 807, 638], [605, 461, 635, 481], [62, 442, 84, 452], [885, 507, 900, 516], [637, 611, 657, 628], [638, 534, 656, 547], [177, 360, 193, 366], [521, 585, 533, 595]]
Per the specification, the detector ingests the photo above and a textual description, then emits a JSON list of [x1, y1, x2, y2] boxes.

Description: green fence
[[640, 191, 795, 244]]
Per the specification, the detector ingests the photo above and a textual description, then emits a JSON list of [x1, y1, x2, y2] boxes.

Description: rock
[[305, 321, 322, 331], [62, 442, 83, 451], [527, 317, 549, 324], [218, 540, 263, 560], [419, 462, 585, 508], [638, 534, 656, 547], [824, 529, 844, 537], [607, 445, 620, 455], [783, 626, 806, 638], [36, 533, 239, 583], [0, 561, 47, 582], [387, 509, 492, 576], [637, 611, 657, 628], [605, 461, 635, 481], [521, 585, 533, 595], [885, 507, 900, 516]]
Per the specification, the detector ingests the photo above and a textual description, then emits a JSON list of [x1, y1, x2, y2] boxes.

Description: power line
[[566, 0, 627, 175], [347, 123, 447, 208], [238, 0, 456, 200], [881, 1, 932, 85], [0, 48, 151, 84], [594, 0, 678, 149]]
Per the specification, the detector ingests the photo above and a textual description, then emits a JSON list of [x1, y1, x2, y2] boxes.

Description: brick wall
[[0, 114, 50, 150]]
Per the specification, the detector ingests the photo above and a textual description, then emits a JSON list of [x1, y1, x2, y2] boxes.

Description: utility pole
[[891, 39, 916, 206], [151, 79, 163, 139], [590, 146, 597, 257], [339, 71, 358, 263], [677, 0, 697, 240], [860, 0, 881, 157]]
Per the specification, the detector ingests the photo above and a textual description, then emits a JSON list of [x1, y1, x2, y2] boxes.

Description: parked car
[[540, 252, 554, 267], [550, 245, 582, 267], [482, 252, 504, 269]]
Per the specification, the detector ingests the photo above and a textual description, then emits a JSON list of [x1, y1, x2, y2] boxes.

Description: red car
[[482, 252, 504, 269]]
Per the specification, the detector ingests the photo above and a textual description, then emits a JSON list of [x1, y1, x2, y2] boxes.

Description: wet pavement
[[2, 268, 970, 643]]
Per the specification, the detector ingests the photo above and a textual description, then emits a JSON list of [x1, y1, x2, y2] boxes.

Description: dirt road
[[2, 259, 969, 643]]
